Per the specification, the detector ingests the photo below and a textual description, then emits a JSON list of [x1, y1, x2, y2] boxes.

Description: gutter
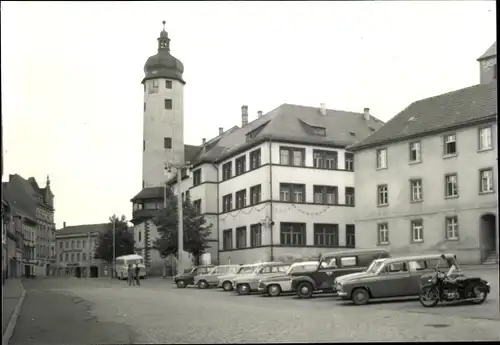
[[268, 140, 274, 261]]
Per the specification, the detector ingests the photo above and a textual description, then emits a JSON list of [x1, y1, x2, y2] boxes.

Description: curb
[[2, 281, 26, 345]]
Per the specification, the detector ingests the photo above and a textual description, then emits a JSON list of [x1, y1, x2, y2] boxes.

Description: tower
[[142, 21, 185, 188]]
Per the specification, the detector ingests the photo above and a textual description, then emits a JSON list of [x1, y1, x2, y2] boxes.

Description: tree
[[94, 214, 135, 264], [153, 191, 212, 265]]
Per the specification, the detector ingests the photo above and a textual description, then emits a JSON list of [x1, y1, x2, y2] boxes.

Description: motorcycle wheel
[[469, 284, 488, 304], [419, 287, 439, 308]]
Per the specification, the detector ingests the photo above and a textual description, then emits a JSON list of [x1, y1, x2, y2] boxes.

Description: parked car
[[258, 261, 320, 297], [337, 253, 462, 305], [193, 265, 240, 289], [332, 258, 389, 293], [290, 248, 390, 299], [217, 263, 261, 291], [233, 262, 290, 295], [173, 264, 215, 288]]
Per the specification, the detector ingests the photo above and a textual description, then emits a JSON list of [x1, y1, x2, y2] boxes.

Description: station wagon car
[[290, 248, 390, 299], [173, 264, 215, 288], [233, 262, 290, 295], [333, 258, 389, 293], [337, 253, 461, 305], [194, 265, 240, 289], [258, 261, 320, 297], [217, 263, 260, 291]]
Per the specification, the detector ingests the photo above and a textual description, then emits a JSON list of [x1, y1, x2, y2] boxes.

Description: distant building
[[55, 222, 110, 277], [348, 42, 497, 265]]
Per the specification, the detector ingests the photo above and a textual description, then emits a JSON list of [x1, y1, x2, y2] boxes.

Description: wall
[[479, 55, 497, 85], [354, 123, 498, 264]]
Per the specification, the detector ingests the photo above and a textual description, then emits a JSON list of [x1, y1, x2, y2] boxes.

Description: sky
[[1, 1, 496, 229]]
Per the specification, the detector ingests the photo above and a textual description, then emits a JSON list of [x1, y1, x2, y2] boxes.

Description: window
[[346, 224, 355, 248], [345, 153, 354, 171], [71, 240, 75, 249], [235, 189, 247, 209], [312, 126, 326, 136], [222, 229, 233, 250], [250, 224, 262, 247], [377, 223, 389, 245], [445, 174, 458, 197], [149, 79, 159, 94], [65, 253, 69, 261], [222, 194, 233, 212], [479, 168, 494, 193], [409, 141, 421, 162], [446, 216, 459, 240], [383, 262, 407, 274], [313, 224, 339, 246], [345, 187, 355, 206], [59, 242, 63, 248], [340, 256, 357, 267], [280, 223, 306, 246], [222, 162, 232, 180], [71, 253, 75, 262], [164, 99, 172, 110], [313, 150, 338, 170], [443, 134, 456, 155], [235, 156, 246, 176], [377, 185, 389, 206], [193, 199, 202, 214], [313, 185, 337, 204], [249, 184, 261, 205], [185, 190, 190, 200], [65, 241, 69, 248], [165, 80, 172, 89], [410, 179, 423, 202], [82, 240, 86, 248], [143, 102, 146, 112], [192, 169, 201, 186], [280, 147, 305, 166], [138, 232, 141, 242], [411, 219, 424, 242], [479, 127, 492, 150], [164, 137, 172, 149], [249, 149, 261, 170], [236, 227, 247, 249], [376, 148, 387, 169], [280, 183, 305, 203]]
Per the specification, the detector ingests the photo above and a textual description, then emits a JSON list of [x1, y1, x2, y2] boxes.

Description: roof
[[477, 42, 496, 61], [290, 261, 319, 267], [2, 178, 38, 222], [348, 81, 497, 151], [55, 223, 109, 236]]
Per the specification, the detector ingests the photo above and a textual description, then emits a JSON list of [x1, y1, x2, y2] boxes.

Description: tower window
[[144, 102, 146, 112], [143, 140, 146, 151], [165, 99, 172, 110], [164, 137, 172, 149], [142, 180, 145, 189], [494, 64, 497, 80], [165, 80, 172, 89]]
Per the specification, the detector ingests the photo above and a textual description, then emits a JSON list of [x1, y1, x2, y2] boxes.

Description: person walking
[[134, 264, 141, 286], [127, 264, 135, 286]]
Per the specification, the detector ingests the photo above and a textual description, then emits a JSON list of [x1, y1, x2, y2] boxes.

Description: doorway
[[479, 213, 497, 261], [75, 267, 82, 278], [90, 266, 98, 278]]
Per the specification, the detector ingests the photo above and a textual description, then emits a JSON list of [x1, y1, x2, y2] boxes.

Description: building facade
[[55, 223, 109, 277], [348, 43, 498, 265]]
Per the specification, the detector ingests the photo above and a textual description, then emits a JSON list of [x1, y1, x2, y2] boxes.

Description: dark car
[[290, 248, 390, 299], [173, 265, 215, 288]]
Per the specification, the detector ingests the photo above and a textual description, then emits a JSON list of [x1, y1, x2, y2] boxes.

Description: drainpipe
[[268, 140, 274, 261], [213, 163, 220, 265]]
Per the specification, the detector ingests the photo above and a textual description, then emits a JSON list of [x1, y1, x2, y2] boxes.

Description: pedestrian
[[127, 264, 135, 286], [134, 264, 141, 286]]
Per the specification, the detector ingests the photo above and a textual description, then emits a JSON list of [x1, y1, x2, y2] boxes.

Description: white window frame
[[480, 168, 494, 193], [444, 134, 457, 156], [445, 174, 459, 197], [378, 223, 389, 244], [376, 149, 387, 169], [411, 220, 424, 242], [377, 185, 389, 206], [479, 127, 492, 150], [446, 216, 459, 240], [410, 179, 423, 202], [409, 141, 421, 162]]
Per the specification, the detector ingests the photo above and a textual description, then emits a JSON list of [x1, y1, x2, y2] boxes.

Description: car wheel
[[267, 284, 282, 297], [222, 281, 233, 291], [176, 280, 187, 288], [296, 282, 313, 299], [352, 288, 370, 305], [237, 284, 250, 295], [198, 280, 208, 289]]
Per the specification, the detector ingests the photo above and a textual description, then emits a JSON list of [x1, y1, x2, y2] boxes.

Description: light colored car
[[193, 265, 240, 289], [257, 261, 320, 297], [233, 262, 290, 295], [332, 258, 388, 292], [217, 263, 260, 291]]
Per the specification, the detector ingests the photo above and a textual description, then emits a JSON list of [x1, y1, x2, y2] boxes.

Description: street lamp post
[[165, 161, 191, 276], [112, 218, 116, 278]]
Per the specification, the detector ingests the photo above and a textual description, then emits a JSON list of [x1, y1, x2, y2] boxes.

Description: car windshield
[[207, 267, 217, 274], [237, 266, 257, 274], [286, 263, 318, 275], [367, 260, 385, 273]]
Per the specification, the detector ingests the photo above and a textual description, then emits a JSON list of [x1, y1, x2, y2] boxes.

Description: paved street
[[9, 269, 499, 344]]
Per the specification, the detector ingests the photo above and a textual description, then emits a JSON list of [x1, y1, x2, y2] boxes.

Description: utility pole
[[112, 218, 116, 279], [162, 170, 168, 278]]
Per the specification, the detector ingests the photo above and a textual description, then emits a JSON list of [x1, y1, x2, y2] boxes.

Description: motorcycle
[[419, 266, 490, 308]]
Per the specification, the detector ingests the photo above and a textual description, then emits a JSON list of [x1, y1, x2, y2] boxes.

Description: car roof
[[291, 261, 318, 267], [216, 264, 239, 268], [322, 248, 389, 258], [384, 253, 456, 264]]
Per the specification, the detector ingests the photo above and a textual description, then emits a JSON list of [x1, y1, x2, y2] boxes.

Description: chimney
[[363, 108, 370, 121], [219, 127, 223, 135], [320, 103, 327, 116], [257, 111, 263, 118], [63, 222, 66, 228], [241, 105, 248, 127], [202, 138, 206, 145]]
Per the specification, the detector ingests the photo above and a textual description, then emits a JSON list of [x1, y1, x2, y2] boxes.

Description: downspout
[[213, 163, 220, 265], [268, 140, 274, 261]]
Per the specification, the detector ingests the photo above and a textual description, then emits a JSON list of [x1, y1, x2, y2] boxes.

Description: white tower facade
[[142, 21, 185, 188]]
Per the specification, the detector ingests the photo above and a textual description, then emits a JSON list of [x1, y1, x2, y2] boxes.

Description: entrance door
[[480, 214, 497, 261]]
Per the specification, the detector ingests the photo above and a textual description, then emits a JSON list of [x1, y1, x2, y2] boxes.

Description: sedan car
[[173, 265, 215, 288], [193, 265, 240, 289], [217, 263, 261, 291], [233, 262, 290, 295], [258, 261, 320, 297]]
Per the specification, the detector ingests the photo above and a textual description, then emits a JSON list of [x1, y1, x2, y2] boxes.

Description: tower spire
[[158, 20, 170, 52]]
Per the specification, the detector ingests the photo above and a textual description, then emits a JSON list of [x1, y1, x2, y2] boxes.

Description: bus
[[115, 254, 147, 280]]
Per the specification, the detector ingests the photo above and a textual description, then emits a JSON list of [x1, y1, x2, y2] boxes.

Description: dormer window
[[349, 132, 355, 136], [312, 126, 326, 136]]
